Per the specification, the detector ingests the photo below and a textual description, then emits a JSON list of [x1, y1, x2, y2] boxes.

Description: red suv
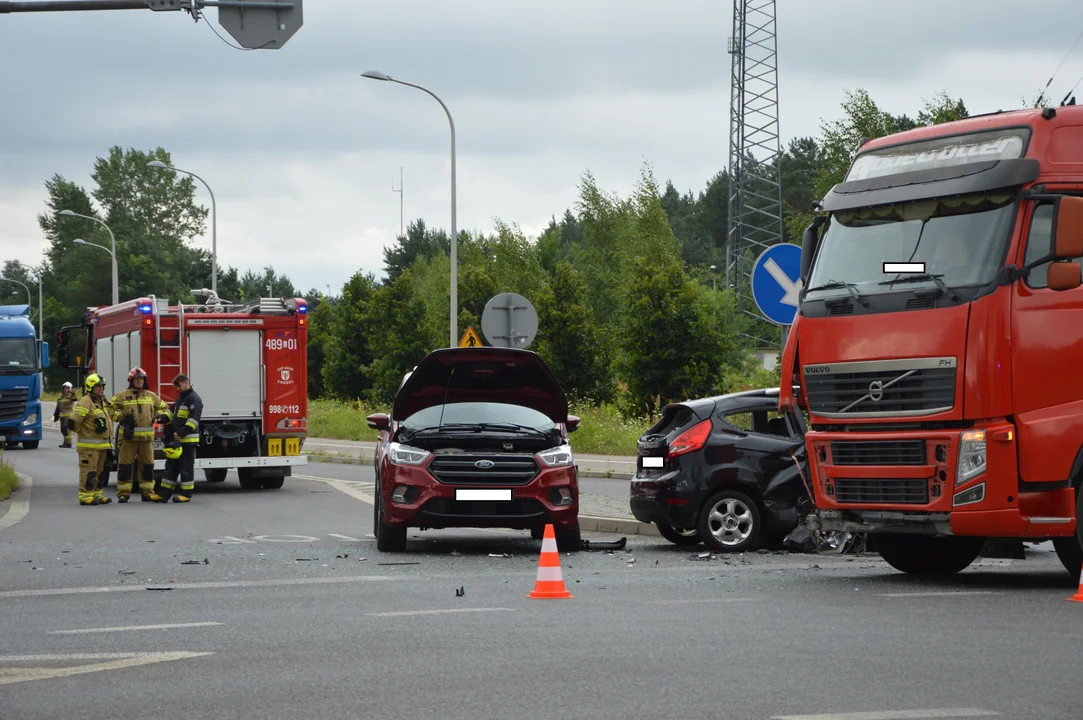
[[366, 347, 582, 552]]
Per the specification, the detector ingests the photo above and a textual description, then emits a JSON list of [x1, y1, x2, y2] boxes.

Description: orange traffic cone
[[1069, 568, 1083, 603], [528, 524, 573, 599]]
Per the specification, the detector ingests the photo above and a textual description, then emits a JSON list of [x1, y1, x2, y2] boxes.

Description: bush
[[0, 456, 19, 502]]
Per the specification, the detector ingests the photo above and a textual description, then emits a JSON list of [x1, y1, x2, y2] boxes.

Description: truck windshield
[[0, 338, 37, 373], [805, 191, 1017, 300]]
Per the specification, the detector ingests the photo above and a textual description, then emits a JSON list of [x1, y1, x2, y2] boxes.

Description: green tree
[[362, 269, 431, 405], [305, 298, 334, 398], [534, 261, 614, 404], [237, 267, 300, 301], [383, 219, 450, 282], [322, 272, 377, 400]]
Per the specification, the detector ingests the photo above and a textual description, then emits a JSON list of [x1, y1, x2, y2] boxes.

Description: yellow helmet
[[84, 374, 106, 394], [163, 443, 182, 460]]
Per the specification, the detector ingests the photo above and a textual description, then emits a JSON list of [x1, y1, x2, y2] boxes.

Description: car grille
[[428, 454, 539, 486], [0, 388, 29, 423], [830, 440, 926, 465], [803, 359, 956, 417], [834, 478, 929, 505], [420, 498, 547, 519]]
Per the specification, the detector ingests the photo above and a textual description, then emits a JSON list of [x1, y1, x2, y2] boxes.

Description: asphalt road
[[2, 442, 1082, 720]]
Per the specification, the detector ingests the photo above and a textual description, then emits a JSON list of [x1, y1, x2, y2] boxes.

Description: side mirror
[[40, 341, 50, 369], [800, 216, 825, 283], [366, 413, 390, 431], [57, 330, 69, 368], [1048, 262, 1082, 291], [566, 415, 580, 433], [1054, 196, 1083, 259]]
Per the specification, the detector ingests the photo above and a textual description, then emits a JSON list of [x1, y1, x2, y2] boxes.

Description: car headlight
[[956, 429, 986, 486], [388, 442, 430, 466], [22, 413, 37, 426], [538, 444, 574, 467]]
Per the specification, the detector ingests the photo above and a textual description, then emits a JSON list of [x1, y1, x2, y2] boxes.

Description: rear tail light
[[668, 418, 712, 458]]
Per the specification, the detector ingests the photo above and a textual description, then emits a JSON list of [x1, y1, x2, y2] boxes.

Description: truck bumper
[[153, 455, 310, 471]]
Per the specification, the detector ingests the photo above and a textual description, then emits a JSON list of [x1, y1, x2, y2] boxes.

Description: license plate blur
[[455, 488, 512, 502], [642, 456, 665, 468]]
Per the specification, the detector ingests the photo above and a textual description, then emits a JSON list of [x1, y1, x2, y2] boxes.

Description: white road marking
[[0, 472, 32, 532], [771, 709, 1000, 720], [252, 534, 320, 543], [0, 652, 212, 686], [48, 621, 223, 635], [309, 476, 374, 505], [367, 608, 514, 618], [0, 575, 397, 599], [645, 598, 758, 605], [208, 536, 257, 544], [328, 533, 365, 541], [875, 591, 1001, 598]]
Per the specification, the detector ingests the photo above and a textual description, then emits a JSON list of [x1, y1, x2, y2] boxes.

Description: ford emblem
[[475, 460, 495, 470]]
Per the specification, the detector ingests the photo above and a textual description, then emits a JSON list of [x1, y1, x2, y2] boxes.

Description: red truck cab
[[780, 105, 1083, 576]]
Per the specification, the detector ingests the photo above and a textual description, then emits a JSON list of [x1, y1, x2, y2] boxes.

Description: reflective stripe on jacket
[[109, 388, 171, 441], [170, 388, 203, 445], [57, 391, 78, 418]]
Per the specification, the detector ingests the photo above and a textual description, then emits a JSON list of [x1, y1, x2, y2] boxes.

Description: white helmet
[[62, 382, 73, 390]]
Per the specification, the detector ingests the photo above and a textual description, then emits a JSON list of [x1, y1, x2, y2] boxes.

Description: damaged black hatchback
[[630, 388, 810, 552]]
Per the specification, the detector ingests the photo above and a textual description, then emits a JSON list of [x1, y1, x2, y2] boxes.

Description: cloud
[[1, 0, 1082, 295]]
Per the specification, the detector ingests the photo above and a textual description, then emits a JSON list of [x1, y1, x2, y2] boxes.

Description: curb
[[0, 471, 33, 532], [305, 453, 633, 479], [580, 515, 660, 536]]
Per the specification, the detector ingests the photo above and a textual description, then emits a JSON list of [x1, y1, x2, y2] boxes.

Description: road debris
[[455, 586, 465, 597]]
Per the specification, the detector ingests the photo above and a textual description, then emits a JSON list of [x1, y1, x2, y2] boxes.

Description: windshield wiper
[[405, 422, 550, 438], [878, 273, 957, 300], [473, 422, 551, 437], [0, 366, 34, 376], [804, 280, 868, 307]]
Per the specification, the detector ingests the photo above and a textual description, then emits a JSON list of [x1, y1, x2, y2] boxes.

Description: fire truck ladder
[[152, 296, 186, 399]]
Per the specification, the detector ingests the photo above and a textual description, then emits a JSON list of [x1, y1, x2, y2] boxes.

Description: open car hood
[[391, 347, 570, 423]]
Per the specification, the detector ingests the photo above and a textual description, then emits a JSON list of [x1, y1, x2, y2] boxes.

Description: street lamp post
[[60, 210, 118, 305], [147, 161, 217, 295], [362, 70, 458, 348]]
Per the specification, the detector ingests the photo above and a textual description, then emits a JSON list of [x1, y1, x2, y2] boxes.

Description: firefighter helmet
[[84, 374, 105, 394], [62, 382, 73, 390], [163, 443, 183, 460], [128, 367, 148, 384]]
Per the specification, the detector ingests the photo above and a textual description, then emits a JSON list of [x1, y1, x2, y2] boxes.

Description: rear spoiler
[[778, 313, 804, 412]]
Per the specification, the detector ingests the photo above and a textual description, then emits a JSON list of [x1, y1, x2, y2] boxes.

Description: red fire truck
[[58, 293, 309, 489], [780, 103, 1083, 577]]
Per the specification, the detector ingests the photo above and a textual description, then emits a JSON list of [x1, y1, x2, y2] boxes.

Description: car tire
[[261, 477, 285, 490], [204, 468, 228, 483], [1053, 484, 1083, 578], [656, 523, 702, 546], [374, 491, 407, 552], [554, 522, 582, 552], [697, 489, 762, 553], [22, 441, 39, 450], [873, 533, 984, 575]]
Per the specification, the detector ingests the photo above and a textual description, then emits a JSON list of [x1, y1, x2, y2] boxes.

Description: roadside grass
[[307, 398, 650, 456], [0, 455, 18, 502]]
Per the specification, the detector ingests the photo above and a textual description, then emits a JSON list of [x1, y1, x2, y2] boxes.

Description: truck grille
[[834, 478, 929, 505], [831, 440, 926, 465], [428, 454, 539, 486], [803, 358, 956, 417], [0, 388, 29, 423]]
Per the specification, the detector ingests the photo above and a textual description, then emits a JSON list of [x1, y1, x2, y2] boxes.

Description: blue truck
[[0, 305, 49, 450]]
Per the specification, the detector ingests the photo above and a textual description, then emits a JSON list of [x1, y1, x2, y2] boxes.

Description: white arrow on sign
[[764, 258, 803, 306]]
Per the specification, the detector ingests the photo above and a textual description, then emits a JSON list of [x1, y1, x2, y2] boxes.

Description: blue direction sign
[[750, 243, 803, 326]]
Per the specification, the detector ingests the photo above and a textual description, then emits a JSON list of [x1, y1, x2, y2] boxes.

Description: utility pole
[[392, 167, 403, 239], [0, 0, 304, 50]]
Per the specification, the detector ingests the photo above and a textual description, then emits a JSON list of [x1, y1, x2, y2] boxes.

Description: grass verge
[[307, 398, 651, 456], [0, 456, 19, 502]]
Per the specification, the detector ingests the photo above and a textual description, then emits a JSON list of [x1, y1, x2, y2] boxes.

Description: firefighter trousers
[[117, 440, 155, 500], [77, 449, 107, 505], [60, 416, 72, 445], [159, 445, 196, 500]]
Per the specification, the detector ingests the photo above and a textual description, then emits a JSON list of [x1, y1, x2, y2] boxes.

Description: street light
[[60, 210, 118, 305], [147, 160, 217, 295], [362, 70, 458, 348]]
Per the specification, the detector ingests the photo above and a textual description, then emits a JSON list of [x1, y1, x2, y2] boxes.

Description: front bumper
[[381, 462, 579, 530]]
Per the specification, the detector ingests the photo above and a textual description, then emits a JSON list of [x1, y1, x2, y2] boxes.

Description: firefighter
[[54, 381, 77, 448], [69, 373, 114, 506], [109, 367, 171, 503], [150, 374, 202, 503]]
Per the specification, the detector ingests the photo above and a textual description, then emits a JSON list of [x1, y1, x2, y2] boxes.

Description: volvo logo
[[805, 366, 832, 374], [868, 380, 884, 403], [475, 460, 495, 470]]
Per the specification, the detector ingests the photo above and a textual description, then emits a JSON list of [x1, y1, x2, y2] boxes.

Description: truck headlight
[[388, 442, 430, 466], [538, 444, 574, 467], [956, 429, 986, 486], [22, 413, 37, 426]]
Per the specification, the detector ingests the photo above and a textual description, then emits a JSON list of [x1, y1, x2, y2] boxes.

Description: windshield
[[0, 338, 37, 372], [805, 192, 1017, 299], [401, 402, 556, 431]]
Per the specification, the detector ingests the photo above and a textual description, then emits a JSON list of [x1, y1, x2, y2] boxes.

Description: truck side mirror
[[366, 413, 390, 431], [57, 331, 69, 368], [40, 341, 50, 369], [1049, 197, 1083, 292], [800, 216, 825, 283]]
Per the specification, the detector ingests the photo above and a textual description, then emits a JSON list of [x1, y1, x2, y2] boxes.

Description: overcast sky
[[0, 0, 1080, 296]]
